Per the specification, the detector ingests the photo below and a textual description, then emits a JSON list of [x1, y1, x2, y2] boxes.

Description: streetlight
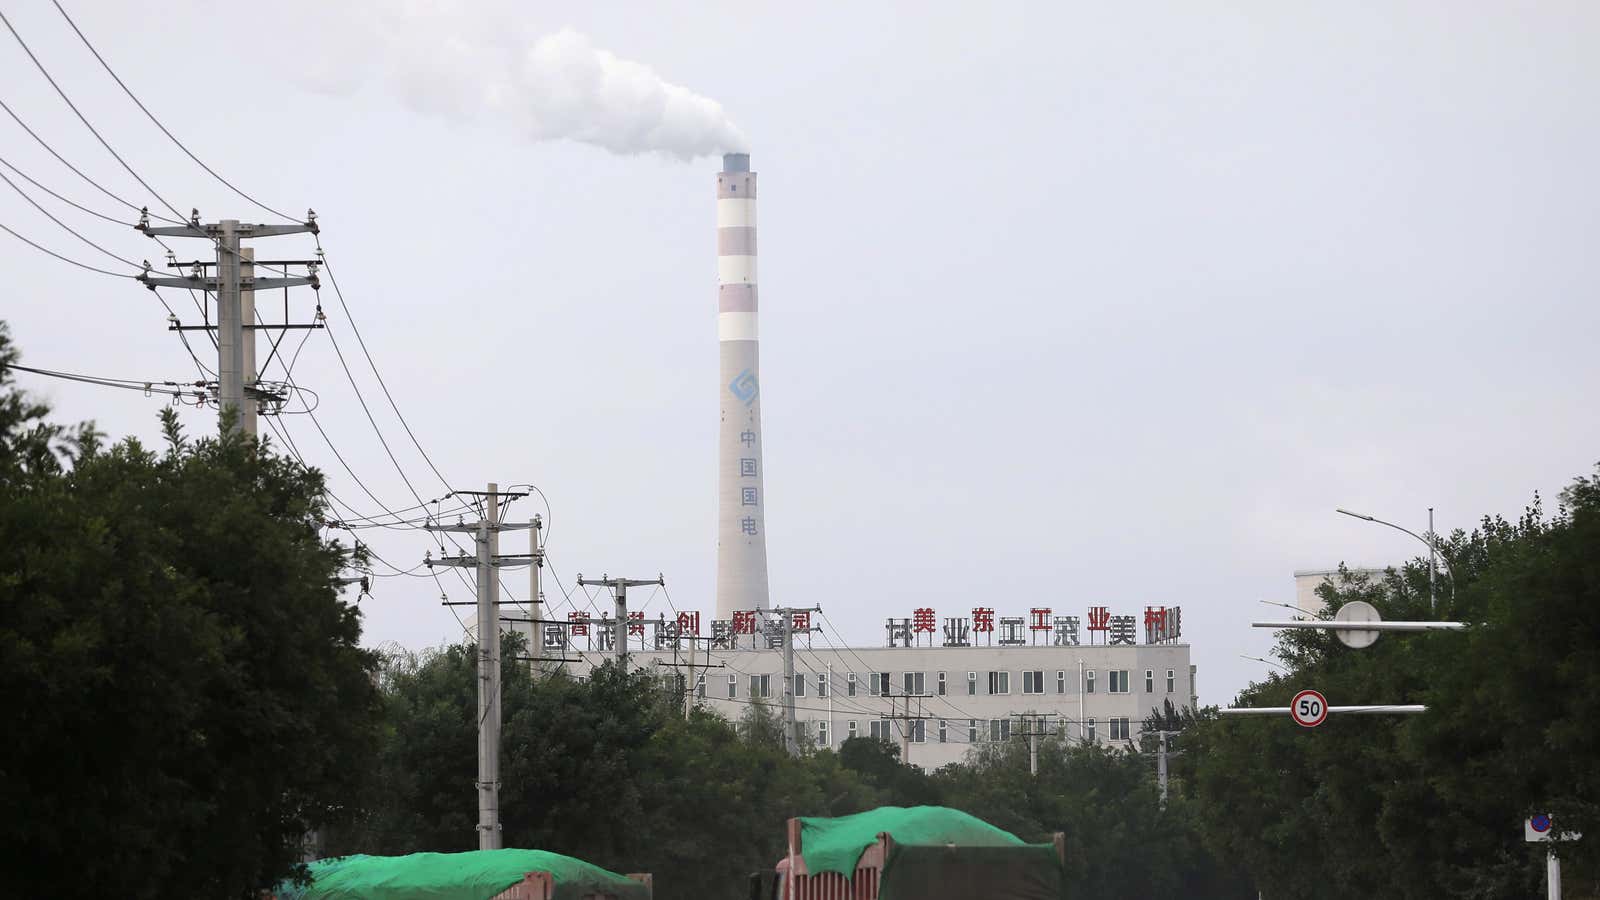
[[1240, 653, 1290, 673], [1335, 507, 1455, 611]]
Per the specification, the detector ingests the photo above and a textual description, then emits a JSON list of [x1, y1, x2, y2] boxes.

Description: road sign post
[[1526, 814, 1581, 900]]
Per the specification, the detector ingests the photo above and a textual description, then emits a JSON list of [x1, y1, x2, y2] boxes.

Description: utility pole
[[884, 692, 933, 766], [422, 484, 536, 850], [137, 211, 322, 435], [527, 516, 544, 678], [1014, 715, 1059, 777], [576, 574, 665, 668], [769, 606, 821, 755], [1428, 507, 1437, 613]]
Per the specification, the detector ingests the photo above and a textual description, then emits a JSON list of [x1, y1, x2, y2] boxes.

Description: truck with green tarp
[[765, 805, 1067, 900], [272, 848, 652, 900]]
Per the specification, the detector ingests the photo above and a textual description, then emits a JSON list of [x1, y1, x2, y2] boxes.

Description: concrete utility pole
[[1149, 729, 1185, 808], [137, 212, 321, 435], [769, 606, 821, 755], [527, 516, 544, 679], [884, 691, 934, 766], [423, 484, 536, 851], [1014, 715, 1059, 777], [576, 574, 665, 668]]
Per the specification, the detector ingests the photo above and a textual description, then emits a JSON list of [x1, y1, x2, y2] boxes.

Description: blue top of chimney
[[722, 153, 750, 173]]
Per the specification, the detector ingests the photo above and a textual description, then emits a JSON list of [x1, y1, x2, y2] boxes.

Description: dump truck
[[761, 805, 1066, 900], [272, 848, 652, 900]]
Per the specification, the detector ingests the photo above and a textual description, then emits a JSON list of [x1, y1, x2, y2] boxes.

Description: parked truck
[[273, 848, 652, 900], [760, 806, 1066, 900]]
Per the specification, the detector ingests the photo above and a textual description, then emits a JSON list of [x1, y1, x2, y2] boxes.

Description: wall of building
[[559, 642, 1194, 770], [1293, 567, 1390, 616]]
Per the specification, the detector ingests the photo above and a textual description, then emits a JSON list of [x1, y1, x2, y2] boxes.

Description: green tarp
[[274, 849, 649, 900], [796, 805, 1026, 876]]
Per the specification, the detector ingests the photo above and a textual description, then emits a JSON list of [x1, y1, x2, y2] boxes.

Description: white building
[[1293, 567, 1390, 616], [550, 605, 1194, 770]]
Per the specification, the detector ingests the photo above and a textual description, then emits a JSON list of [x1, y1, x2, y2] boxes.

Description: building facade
[[550, 604, 1194, 770]]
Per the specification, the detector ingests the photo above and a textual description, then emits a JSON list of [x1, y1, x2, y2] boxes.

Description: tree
[[934, 734, 1252, 900], [1185, 470, 1600, 899], [331, 644, 885, 900], [0, 323, 382, 899]]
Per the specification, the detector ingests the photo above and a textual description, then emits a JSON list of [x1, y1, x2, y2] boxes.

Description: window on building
[[727, 674, 737, 698], [1056, 670, 1067, 694], [967, 671, 978, 695], [577, 676, 588, 685], [937, 671, 947, 695], [939, 719, 948, 743], [1108, 670, 1129, 693], [968, 718, 978, 742], [696, 674, 706, 698], [989, 718, 1012, 742], [987, 671, 1011, 695], [1085, 670, 1096, 693], [847, 672, 858, 697], [750, 674, 770, 698], [870, 719, 892, 741], [818, 672, 829, 697], [1086, 718, 1097, 743], [1167, 669, 1176, 693], [1111, 717, 1131, 741], [794, 673, 806, 698], [911, 720, 925, 743], [848, 720, 858, 739], [818, 721, 829, 747], [1022, 670, 1045, 694], [903, 671, 926, 696], [1145, 669, 1154, 693], [870, 672, 892, 696]]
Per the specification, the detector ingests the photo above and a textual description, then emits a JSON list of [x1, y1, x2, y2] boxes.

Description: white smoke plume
[[301, 6, 747, 161]]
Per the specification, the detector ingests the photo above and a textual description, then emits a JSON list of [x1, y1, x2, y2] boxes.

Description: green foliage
[[1186, 470, 1600, 899], [340, 639, 1246, 900], [329, 646, 884, 900], [0, 324, 382, 898], [932, 737, 1251, 900]]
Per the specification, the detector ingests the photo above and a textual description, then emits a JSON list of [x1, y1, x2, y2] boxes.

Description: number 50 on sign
[[1291, 689, 1328, 728]]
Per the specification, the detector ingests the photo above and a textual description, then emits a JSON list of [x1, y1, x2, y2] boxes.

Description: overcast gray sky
[[4, 1, 1596, 705]]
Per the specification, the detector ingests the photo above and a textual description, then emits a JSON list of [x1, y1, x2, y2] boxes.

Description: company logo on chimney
[[728, 369, 759, 405]]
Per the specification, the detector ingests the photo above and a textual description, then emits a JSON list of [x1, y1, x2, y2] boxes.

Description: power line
[[317, 248, 456, 494], [3, 361, 207, 402], [0, 96, 175, 222], [0, 150, 127, 226], [1, 218, 129, 277], [49, 0, 298, 223], [0, 9, 186, 222], [0, 165, 141, 269]]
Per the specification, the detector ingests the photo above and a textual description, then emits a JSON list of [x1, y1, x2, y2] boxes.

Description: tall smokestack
[[715, 152, 770, 624]]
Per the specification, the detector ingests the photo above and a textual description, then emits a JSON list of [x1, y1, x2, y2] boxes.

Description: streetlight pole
[[1335, 508, 1455, 611]]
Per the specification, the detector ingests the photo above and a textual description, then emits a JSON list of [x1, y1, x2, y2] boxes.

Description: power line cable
[[1, 218, 128, 277], [0, 9, 186, 222], [49, 0, 298, 223], [0, 150, 127, 226], [0, 164, 142, 269], [316, 248, 456, 493], [0, 95, 177, 222]]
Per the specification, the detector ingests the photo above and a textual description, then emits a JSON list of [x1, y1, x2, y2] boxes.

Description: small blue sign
[[1532, 814, 1552, 833]]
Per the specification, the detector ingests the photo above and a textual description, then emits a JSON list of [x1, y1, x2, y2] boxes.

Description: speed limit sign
[[1290, 689, 1328, 728]]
